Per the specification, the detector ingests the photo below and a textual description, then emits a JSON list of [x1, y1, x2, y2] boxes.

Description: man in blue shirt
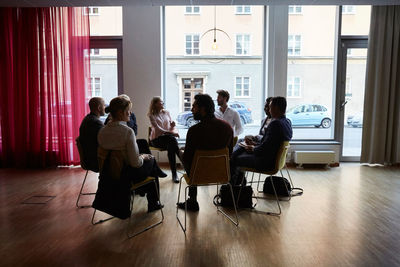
[[230, 96, 292, 185]]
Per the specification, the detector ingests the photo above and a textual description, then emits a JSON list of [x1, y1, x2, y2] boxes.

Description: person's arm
[[127, 113, 138, 136], [126, 129, 144, 168], [233, 110, 243, 136], [253, 121, 282, 157], [166, 111, 179, 136], [182, 127, 195, 175]]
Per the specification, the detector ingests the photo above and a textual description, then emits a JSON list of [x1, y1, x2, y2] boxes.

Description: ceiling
[[0, 0, 399, 6]]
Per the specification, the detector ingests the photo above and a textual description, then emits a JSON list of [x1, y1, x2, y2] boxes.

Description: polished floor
[[0, 163, 400, 266]]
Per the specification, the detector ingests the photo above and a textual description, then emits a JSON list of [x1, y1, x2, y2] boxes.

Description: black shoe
[[148, 202, 164, 213], [158, 169, 168, 178], [177, 199, 199, 211], [172, 173, 179, 183]]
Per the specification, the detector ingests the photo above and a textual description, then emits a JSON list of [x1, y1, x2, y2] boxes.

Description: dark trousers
[[137, 139, 151, 154], [124, 158, 161, 205], [150, 134, 180, 175]]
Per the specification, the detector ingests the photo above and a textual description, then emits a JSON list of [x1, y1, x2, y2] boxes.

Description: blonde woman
[[148, 97, 180, 183], [98, 96, 165, 212]]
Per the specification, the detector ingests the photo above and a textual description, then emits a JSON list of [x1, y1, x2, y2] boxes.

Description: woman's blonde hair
[[109, 96, 132, 119], [148, 96, 162, 116]]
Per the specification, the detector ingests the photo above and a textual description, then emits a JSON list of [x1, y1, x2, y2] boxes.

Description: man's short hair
[[216, 90, 230, 102], [194, 94, 215, 116], [109, 96, 131, 118], [88, 97, 103, 113], [271, 96, 287, 114]]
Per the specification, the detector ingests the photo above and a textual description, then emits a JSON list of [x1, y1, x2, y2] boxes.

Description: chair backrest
[[233, 136, 238, 147], [98, 146, 126, 181], [75, 137, 88, 170], [188, 147, 230, 185], [148, 126, 152, 144], [273, 141, 290, 173]]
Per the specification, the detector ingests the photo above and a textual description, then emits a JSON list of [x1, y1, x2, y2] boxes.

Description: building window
[[90, 49, 100, 56], [185, 6, 200, 14], [235, 76, 250, 97], [288, 35, 301, 56], [235, 34, 251, 55], [342, 5, 356, 14], [185, 34, 200, 55], [287, 77, 301, 98], [235, 6, 251, 15], [89, 77, 102, 97], [86, 7, 100, 16], [289, 5, 302, 14]]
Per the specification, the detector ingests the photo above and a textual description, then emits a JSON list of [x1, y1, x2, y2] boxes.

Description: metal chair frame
[[176, 149, 239, 234], [91, 178, 164, 238], [238, 141, 293, 216]]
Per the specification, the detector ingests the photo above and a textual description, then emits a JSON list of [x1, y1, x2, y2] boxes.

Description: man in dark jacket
[[231, 96, 292, 185], [178, 94, 233, 211], [78, 97, 106, 172]]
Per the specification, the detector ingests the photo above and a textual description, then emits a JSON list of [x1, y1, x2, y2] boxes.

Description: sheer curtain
[[0, 8, 90, 167], [361, 6, 400, 165]]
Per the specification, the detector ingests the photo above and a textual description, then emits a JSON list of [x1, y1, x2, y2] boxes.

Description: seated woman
[[98, 96, 165, 212], [148, 96, 181, 183]]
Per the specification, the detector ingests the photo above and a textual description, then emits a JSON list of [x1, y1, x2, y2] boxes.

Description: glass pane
[[288, 6, 336, 139], [89, 48, 118, 106], [194, 7, 200, 13], [186, 6, 191, 13], [341, 6, 371, 35], [343, 48, 367, 157], [89, 7, 122, 36]]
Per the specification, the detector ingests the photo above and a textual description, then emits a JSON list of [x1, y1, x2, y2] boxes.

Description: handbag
[[213, 184, 254, 209]]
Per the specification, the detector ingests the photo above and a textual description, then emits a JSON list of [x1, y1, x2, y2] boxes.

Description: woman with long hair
[[148, 97, 180, 183]]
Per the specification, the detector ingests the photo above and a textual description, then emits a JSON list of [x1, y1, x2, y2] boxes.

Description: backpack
[[263, 176, 303, 197], [214, 184, 254, 209]]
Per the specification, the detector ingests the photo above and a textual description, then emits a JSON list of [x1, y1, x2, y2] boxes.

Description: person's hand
[[170, 121, 176, 128], [244, 135, 254, 145], [245, 145, 255, 153], [141, 154, 154, 161], [172, 132, 179, 138]]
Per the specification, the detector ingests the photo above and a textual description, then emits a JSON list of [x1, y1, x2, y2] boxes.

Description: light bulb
[[212, 41, 218, 51]]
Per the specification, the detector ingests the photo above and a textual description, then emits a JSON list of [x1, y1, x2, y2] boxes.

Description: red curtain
[[0, 7, 90, 167]]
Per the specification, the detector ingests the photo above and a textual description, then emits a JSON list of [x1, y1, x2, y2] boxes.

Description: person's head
[[108, 96, 132, 122], [119, 94, 131, 101], [269, 96, 287, 118], [192, 94, 215, 121], [89, 97, 106, 117], [148, 96, 164, 116], [264, 97, 273, 117], [216, 90, 230, 106]]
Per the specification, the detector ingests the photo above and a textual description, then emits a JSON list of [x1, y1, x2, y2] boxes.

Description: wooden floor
[[1, 164, 400, 267]]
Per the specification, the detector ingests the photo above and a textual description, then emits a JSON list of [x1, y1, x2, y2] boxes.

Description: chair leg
[[127, 180, 164, 238], [256, 173, 263, 193], [76, 170, 96, 208], [280, 169, 292, 201], [176, 184, 188, 234], [91, 209, 115, 225], [217, 183, 239, 226]]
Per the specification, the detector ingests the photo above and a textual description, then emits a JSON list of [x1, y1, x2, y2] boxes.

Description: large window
[[165, 6, 264, 139], [185, 34, 200, 55]]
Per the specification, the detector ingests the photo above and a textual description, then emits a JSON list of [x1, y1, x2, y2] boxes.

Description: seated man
[[244, 97, 273, 145], [230, 96, 292, 185], [79, 97, 106, 172], [177, 94, 233, 211]]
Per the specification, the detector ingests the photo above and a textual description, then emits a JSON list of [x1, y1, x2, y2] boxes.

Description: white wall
[[123, 6, 162, 140]]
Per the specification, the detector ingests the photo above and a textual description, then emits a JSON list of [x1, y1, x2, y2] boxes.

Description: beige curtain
[[361, 6, 400, 165]]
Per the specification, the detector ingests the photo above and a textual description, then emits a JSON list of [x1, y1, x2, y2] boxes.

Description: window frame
[[288, 34, 302, 56], [235, 34, 251, 56], [287, 76, 302, 98], [342, 5, 356, 15], [184, 6, 201, 15], [85, 7, 100, 16], [235, 6, 252, 15], [89, 76, 102, 97], [184, 33, 200, 56], [288, 5, 303, 14], [234, 76, 251, 98]]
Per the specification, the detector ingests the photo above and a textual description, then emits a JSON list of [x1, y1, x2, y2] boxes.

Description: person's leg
[[230, 153, 257, 185], [164, 135, 180, 182], [177, 186, 199, 211], [136, 139, 151, 154]]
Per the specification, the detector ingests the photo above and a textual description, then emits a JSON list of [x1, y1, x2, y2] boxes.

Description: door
[[182, 78, 203, 112], [337, 37, 368, 161]]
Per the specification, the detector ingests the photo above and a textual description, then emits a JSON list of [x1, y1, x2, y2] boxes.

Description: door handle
[[340, 100, 348, 111]]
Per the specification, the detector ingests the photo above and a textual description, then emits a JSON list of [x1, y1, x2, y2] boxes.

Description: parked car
[[347, 112, 363, 127], [177, 101, 253, 127], [286, 104, 331, 128]]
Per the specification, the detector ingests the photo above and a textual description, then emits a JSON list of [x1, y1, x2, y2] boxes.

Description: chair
[[176, 148, 239, 233], [239, 141, 294, 216], [91, 148, 164, 238], [75, 137, 96, 208], [233, 136, 238, 147], [148, 126, 166, 162]]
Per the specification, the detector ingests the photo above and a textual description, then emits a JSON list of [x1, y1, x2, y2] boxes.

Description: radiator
[[294, 150, 336, 165]]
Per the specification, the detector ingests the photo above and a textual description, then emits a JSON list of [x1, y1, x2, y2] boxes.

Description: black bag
[[214, 185, 254, 209], [263, 176, 291, 196]]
